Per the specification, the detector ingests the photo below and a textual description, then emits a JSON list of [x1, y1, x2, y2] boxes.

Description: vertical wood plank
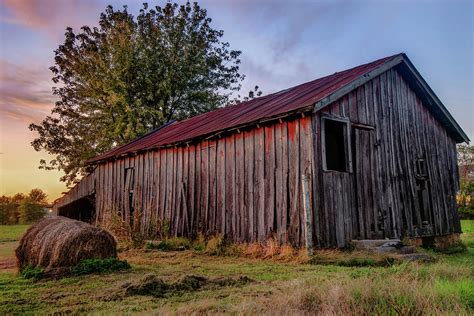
[[299, 116, 314, 245], [275, 123, 284, 243], [182, 147, 189, 236], [188, 145, 196, 234], [195, 143, 202, 234], [254, 127, 265, 241], [264, 125, 276, 237], [287, 119, 301, 246], [235, 132, 245, 242], [208, 140, 217, 235], [244, 130, 255, 242], [225, 135, 236, 239], [200, 141, 209, 235], [216, 138, 226, 235]]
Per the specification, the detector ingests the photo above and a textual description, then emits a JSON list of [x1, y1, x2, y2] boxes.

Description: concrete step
[[352, 239, 417, 255], [374, 245, 416, 254], [352, 239, 402, 250]]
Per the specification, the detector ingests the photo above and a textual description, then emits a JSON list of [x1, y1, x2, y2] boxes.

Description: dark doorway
[[58, 195, 95, 223]]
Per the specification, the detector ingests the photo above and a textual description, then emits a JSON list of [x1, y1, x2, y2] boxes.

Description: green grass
[[0, 241, 17, 259], [144, 237, 191, 251], [0, 225, 29, 269], [0, 225, 29, 242], [462, 220, 474, 234], [0, 222, 472, 314], [20, 265, 45, 280], [71, 258, 131, 276]]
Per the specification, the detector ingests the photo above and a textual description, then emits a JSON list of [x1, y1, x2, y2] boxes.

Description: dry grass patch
[[246, 264, 472, 315], [140, 234, 395, 266], [310, 249, 396, 267]]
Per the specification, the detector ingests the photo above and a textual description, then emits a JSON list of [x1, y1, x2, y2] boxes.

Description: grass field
[[0, 221, 473, 314], [0, 225, 29, 262], [0, 225, 29, 242]]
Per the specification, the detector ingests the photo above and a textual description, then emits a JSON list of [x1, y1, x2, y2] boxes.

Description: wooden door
[[353, 128, 383, 239], [413, 158, 434, 236]]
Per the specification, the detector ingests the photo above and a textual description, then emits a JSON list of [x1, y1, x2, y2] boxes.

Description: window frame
[[321, 114, 353, 173], [415, 158, 428, 180]]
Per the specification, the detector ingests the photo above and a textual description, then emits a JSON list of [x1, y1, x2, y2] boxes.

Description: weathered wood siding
[[313, 68, 460, 247], [53, 172, 95, 213], [56, 116, 315, 247], [55, 66, 461, 248]]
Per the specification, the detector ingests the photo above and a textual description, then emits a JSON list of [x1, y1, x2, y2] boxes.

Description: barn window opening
[[415, 158, 428, 179], [323, 117, 350, 172]]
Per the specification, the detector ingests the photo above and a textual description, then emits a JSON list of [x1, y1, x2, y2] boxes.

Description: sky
[[0, 0, 473, 202]]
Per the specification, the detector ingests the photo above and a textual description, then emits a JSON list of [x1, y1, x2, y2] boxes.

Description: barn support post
[[302, 174, 313, 254]]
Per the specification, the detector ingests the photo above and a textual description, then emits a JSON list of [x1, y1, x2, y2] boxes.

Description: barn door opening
[[353, 127, 384, 239], [58, 194, 95, 223]]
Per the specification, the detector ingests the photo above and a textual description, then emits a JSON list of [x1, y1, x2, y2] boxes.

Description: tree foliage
[[0, 189, 48, 224], [0, 196, 18, 225], [18, 199, 46, 225], [457, 144, 474, 218], [29, 2, 255, 185], [457, 144, 474, 178], [28, 188, 48, 204]]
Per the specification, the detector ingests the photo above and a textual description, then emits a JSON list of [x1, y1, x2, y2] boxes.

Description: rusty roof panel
[[89, 54, 398, 163]]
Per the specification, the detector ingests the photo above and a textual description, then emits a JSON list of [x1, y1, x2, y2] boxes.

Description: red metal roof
[[89, 54, 399, 163]]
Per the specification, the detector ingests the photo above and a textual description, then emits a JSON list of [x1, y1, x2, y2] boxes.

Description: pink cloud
[[0, 0, 101, 38], [0, 60, 55, 123]]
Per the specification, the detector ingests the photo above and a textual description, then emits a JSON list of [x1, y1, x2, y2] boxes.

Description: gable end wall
[[312, 67, 460, 247]]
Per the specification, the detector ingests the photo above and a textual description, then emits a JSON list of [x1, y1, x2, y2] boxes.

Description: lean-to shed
[[53, 53, 469, 248]]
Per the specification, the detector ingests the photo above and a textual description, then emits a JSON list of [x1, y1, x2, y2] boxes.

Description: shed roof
[[89, 53, 468, 164]]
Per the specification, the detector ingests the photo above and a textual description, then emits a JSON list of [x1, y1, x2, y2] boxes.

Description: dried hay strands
[[16, 216, 117, 274]]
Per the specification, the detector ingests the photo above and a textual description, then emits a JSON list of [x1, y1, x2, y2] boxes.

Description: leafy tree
[[28, 188, 48, 204], [458, 144, 474, 179], [11, 193, 26, 203], [29, 2, 251, 185], [230, 85, 263, 104], [0, 189, 48, 224], [18, 199, 45, 224], [0, 194, 24, 224], [457, 144, 474, 218], [0, 196, 17, 225]]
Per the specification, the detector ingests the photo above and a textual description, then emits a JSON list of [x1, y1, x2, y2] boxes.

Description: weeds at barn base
[[433, 241, 468, 254], [142, 235, 399, 266]]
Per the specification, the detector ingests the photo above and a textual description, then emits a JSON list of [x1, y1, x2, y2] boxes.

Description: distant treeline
[[0, 189, 49, 225], [457, 144, 474, 219]]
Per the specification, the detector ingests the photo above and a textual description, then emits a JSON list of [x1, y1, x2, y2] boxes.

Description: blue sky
[[0, 0, 473, 199]]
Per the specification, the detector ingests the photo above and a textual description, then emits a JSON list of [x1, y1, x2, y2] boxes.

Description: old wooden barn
[[53, 53, 469, 248]]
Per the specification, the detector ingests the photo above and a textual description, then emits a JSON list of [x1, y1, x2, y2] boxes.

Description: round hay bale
[[16, 216, 117, 274]]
